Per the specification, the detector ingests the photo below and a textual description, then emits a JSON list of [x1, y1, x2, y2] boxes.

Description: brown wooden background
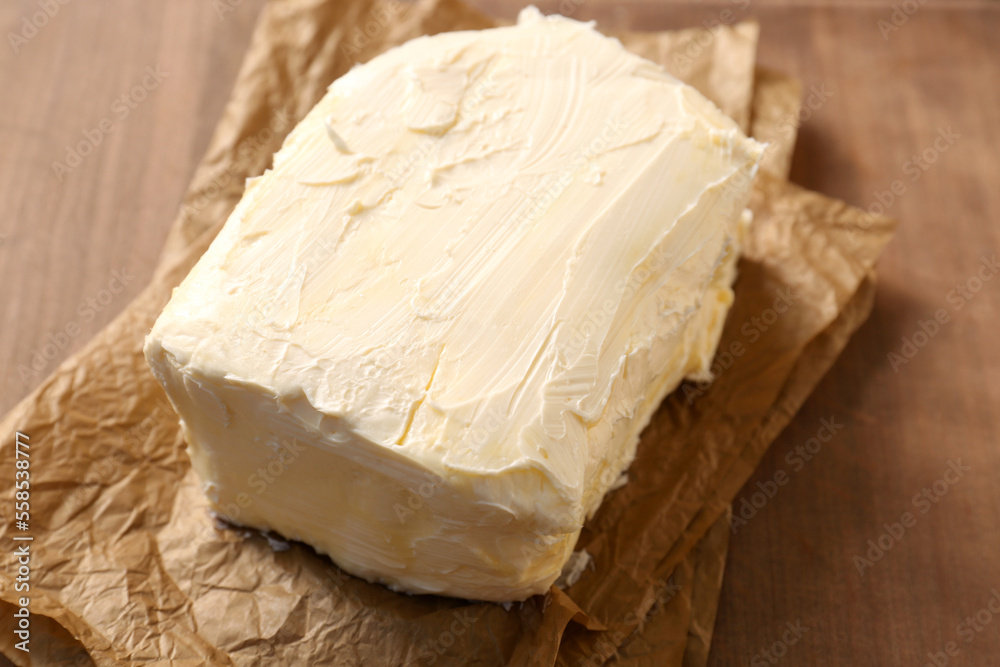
[[1, 1, 998, 665]]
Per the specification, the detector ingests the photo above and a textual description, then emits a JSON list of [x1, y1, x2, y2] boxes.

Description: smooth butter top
[[151, 7, 763, 515]]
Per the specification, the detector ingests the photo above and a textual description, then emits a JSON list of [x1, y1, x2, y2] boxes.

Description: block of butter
[[144, 7, 764, 601]]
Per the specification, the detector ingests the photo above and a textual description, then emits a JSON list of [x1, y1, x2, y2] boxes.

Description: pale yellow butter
[[145, 7, 764, 601]]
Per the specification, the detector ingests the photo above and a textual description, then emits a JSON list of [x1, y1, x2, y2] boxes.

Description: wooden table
[[2, 1, 998, 664]]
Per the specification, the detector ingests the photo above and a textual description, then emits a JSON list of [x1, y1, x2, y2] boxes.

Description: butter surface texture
[[145, 8, 763, 601]]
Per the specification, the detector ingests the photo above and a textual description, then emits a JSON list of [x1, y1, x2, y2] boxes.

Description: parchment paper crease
[[0, 0, 895, 665]]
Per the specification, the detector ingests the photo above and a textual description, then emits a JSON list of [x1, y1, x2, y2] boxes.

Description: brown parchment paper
[[0, 1, 895, 665], [598, 66, 806, 667]]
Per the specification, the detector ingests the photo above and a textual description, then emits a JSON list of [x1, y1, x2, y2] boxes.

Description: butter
[[144, 7, 763, 601]]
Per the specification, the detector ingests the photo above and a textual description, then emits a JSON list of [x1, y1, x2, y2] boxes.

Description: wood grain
[[2, 1, 998, 665], [0, 0, 268, 413]]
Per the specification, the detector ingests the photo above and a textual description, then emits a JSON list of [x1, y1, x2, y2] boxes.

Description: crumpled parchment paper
[[0, 1, 894, 665]]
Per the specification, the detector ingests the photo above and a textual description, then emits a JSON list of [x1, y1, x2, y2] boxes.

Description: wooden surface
[[2, 1, 998, 665]]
